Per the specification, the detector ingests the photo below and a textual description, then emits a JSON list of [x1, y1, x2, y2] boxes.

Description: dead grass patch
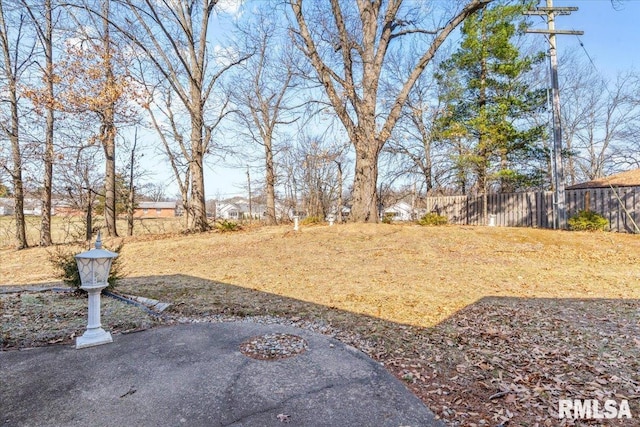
[[0, 290, 160, 349]]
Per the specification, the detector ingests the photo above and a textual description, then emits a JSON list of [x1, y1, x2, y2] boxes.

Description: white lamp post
[[75, 232, 118, 349]]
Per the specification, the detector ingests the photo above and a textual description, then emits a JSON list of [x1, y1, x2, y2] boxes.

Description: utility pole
[[525, 0, 582, 230]]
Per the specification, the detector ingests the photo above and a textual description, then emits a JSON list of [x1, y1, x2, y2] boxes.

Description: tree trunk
[[181, 193, 191, 229], [103, 126, 117, 236], [10, 85, 26, 249], [189, 112, 208, 232], [336, 160, 343, 223], [482, 175, 488, 226], [0, 2, 27, 249], [40, 0, 53, 246], [11, 131, 27, 249], [422, 135, 433, 193], [190, 153, 208, 231], [86, 192, 93, 242], [479, 5, 488, 224], [127, 186, 134, 236], [127, 138, 136, 237], [102, 0, 117, 237], [40, 108, 54, 246], [350, 144, 380, 223], [247, 165, 252, 224], [499, 151, 508, 192], [264, 139, 277, 225]]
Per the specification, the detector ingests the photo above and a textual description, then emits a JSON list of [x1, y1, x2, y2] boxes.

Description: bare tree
[[99, 0, 118, 236], [114, 0, 249, 232], [49, 0, 134, 238], [56, 143, 102, 242], [559, 53, 640, 182], [383, 73, 452, 195], [141, 182, 168, 203], [22, 0, 56, 246], [288, 0, 491, 222], [232, 6, 300, 225], [283, 135, 347, 219], [141, 82, 193, 229], [573, 73, 640, 180], [119, 128, 147, 236], [0, 0, 32, 249]]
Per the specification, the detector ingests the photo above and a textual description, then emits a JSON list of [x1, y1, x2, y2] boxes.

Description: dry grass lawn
[[0, 216, 185, 248], [1, 223, 639, 425]]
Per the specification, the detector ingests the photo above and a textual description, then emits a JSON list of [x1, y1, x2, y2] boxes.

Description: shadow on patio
[[115, 274, 640, 425]]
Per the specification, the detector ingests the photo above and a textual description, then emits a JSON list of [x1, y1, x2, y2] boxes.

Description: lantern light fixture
[[75, 232, 118, 349]]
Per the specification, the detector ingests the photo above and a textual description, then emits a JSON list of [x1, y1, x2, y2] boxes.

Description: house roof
[[384, 201, 412, 213], [137, 201, 177, 209], [217, 202, 241, 213], [566, 169, 640, 190]]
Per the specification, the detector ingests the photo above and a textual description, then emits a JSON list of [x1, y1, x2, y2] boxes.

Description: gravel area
[[239, 333, 308, 360]]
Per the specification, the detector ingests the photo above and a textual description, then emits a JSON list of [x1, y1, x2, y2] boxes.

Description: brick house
[[133, 201, 178, 218]]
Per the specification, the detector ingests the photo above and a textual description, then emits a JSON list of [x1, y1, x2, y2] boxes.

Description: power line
[[576, 37, 598, 71], [524, 0, 583, 230], [575, 36, 613, 97]]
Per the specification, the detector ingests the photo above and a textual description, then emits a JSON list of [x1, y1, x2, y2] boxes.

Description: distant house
[[23, 198, 42, 216], [133, 201, 177, 218], [0, 198, 13, 216], [216, 200, 243, 220], [53, 200, 85, 217], [216, 198, 266, 220], [566, 168, 640, 190], [383, 201, 415, 222]]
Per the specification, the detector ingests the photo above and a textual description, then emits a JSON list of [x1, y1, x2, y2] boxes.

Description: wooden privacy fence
[[425, 186, 640, 233]]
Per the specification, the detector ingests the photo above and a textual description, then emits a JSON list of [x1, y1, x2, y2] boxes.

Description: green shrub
[[48, 242, 124, 292], [301, 216, 321, 226], [417, 212, 448, 226], [568, 210, 609, 231], [215, 219, 241, 232], [381, 212, 395, 224]]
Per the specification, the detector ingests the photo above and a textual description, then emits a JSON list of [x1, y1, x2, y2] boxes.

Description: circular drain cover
[[239, 333, 308, 360]]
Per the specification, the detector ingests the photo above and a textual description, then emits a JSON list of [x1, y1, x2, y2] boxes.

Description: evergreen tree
[[435, 1, 546, 202]]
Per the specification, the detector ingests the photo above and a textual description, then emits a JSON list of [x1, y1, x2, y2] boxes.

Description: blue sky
[[548, 0, 640, 76], [147, 0, 640, 200]]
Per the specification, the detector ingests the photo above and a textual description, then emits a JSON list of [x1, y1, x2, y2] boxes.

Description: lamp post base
[[76, 328, 112, 349]]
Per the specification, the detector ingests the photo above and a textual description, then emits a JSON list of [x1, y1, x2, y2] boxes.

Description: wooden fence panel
[[423, 187, 639, 233], [564, 188, 638, 233]]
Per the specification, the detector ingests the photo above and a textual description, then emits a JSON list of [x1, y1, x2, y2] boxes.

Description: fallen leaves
[[384, 297, 640, 426]]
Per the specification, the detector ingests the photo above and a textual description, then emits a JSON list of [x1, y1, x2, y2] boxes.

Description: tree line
[[1, 0, 638, 249]]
